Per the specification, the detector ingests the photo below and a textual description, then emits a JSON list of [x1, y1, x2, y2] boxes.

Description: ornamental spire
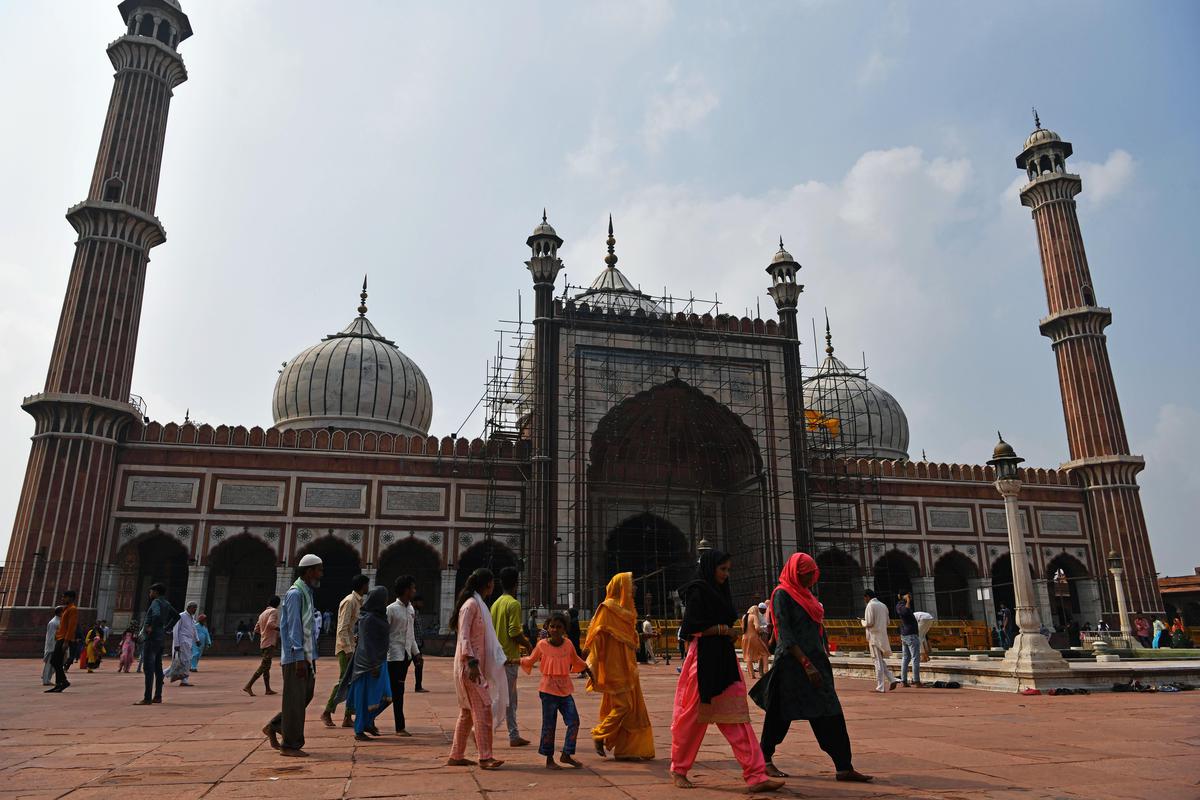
[[1032, 107, 1041, 130], [358, 275, 368, 317], [824, 308, 835, 356], [604, 214, 618, 268]]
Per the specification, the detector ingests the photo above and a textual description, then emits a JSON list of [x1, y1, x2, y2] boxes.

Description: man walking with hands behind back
[[264, 554, 323, 757], [245, 595, 281, 696], [321, 574, 369, 727], [861, 590, 898, 693], [491, 567, 532, 747]]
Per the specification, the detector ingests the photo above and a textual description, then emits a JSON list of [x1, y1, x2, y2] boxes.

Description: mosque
[[0, 1, 1164, 653]]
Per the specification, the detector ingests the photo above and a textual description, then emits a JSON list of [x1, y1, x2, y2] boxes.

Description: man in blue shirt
[[263, 553, 323, 757]]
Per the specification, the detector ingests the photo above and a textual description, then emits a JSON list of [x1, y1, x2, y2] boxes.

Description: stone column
[[1034, 579, 1054, 632], [967, 577, 991, 623], [96, 565, 118, 623], [996, 478, 1067, 672], [439, 567, 457, 633], [184, 565, 209, 611], [1110, 561, 1134, 647], [1077, 578, 1102, 625], [275, 566, 294, 599], [913, 577, 937, 617]]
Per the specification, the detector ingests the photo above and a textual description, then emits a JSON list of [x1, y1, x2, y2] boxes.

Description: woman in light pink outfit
[[446, 568, 508, 770], [118, 631, 136, 673]]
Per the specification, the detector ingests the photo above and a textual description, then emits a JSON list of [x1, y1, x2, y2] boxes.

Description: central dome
[[802, 323, 909, 461], [272, 286, 432, 436]]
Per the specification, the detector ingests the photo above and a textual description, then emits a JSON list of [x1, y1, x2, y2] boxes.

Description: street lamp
[[1107, 550, 1135, 646], [987, 434, 1067, 671]]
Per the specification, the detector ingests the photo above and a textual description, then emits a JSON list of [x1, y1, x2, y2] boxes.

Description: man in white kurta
[[862, 591, 898, 693], [169, 601, 199, 686], [42, 608, 62, 686]]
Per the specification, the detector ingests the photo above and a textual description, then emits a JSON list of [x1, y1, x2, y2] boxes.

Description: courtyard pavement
[[1, 656, 1197, 799]]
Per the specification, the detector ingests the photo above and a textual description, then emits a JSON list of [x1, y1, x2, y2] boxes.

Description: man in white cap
[[263, 553, 323, 757]]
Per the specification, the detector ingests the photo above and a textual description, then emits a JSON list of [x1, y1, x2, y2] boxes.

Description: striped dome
[[272, 312, 432, 436], [803, 351, 909, 461]]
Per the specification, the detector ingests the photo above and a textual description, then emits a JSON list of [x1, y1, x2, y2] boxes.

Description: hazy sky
[[1, 1, 1197, 574]]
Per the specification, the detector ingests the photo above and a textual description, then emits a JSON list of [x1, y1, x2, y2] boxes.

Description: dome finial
[[542, 208, 548, 224], [1032, 107, 1041, 130], [358, 275, 368, 317], [824, 308, 835, 356], [779, 235, 785, 251], [604, 214, 618, 268]]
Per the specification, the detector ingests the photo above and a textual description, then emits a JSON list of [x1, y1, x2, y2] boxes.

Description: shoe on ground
[[509, 737, 531, 747]]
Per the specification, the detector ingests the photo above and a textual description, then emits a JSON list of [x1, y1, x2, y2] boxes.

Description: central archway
[[815, 548, 860, 619], [587, 378, 767, 612], [206, 535, 277, 636], [933, 551, 977, 620], [605, 513, 692, 618], [872, 550, 918, 612], [115, 532, 188, 622], [378, 538, 442, 628], [296, 537, 361, 621]]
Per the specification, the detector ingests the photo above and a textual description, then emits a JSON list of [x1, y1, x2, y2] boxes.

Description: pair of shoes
[[1019, 687, 1042, 696]]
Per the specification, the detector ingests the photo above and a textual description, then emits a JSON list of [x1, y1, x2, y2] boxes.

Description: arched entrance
[[115, 532, 188, 622], [815, 548, 860, 619], [605, 513, 692, 618], [206, 535, 277, 636], [588, 378, 766, 611], [455, 540, 517, 600], [872, 550, 918, 611], [1045, 553, 1087, 628], [296, 537, 361, 621], [378, 538, 442, 628], [990, 553, 1036, 623], [933, 551, 976, 620]]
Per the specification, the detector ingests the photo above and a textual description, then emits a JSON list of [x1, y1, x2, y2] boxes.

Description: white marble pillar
[[996, 479, 1067, 671], [275, 566, 294, 599], [363, 567, 377, 588], [96, 565, 118, 623], [1034, 579, 1055, 631], [967, 577, 991, 622], [439, 567, 457, 633], [913, 577, 937, 617], [184, 565, 209, 611]]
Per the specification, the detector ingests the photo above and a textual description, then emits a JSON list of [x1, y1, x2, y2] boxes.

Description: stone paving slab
[[2, 657, 1197, 799]]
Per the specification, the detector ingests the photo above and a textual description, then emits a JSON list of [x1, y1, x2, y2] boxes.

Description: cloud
[[566, 122, 622, 179], [857, 51, 894, 86], [1076, 149, 1134, 207], [1139, 403, 1200, 573], [642, 66, 720, 153]]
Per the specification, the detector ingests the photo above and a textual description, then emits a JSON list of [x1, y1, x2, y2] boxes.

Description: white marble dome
[[272, 300, 432, 436], [803, 337, 909, 461]]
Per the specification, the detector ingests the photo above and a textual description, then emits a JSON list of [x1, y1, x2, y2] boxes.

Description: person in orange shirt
[[45, 590, 77, 693], [521, 612, 593, 769]]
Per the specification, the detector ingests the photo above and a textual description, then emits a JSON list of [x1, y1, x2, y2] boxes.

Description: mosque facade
[[0, 2, 1163, 653]]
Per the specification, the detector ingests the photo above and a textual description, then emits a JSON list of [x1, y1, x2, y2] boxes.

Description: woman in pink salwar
[[670, 550, 784, 793], [446, 568, 508, 770], [118, 630, 136, 673]]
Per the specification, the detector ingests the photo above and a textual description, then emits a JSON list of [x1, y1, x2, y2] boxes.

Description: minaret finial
[[1032, 107, 1041, 130], [824, 308, 834, 356], [779, 235, 785, 251], [358, 275, 369, 317], [542, 208, 548, 224], [184, 408, 191, 425], [604, 214, 618, 268], [997, 430, 1004, 442]]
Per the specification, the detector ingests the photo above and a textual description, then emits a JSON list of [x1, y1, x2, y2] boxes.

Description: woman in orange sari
[[585, 572, 655, 760]]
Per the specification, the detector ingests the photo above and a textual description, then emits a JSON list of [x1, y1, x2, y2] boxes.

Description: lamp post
[[1107, 550, 1134, 647], [987, 434, 1067, 672]]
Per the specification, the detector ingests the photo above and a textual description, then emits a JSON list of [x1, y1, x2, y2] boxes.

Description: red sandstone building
[[0, 2, 1165, 653]]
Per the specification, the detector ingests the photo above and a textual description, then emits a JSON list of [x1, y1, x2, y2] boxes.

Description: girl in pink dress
[[446, 568, 507, 770], [118, 631, 136, 673]]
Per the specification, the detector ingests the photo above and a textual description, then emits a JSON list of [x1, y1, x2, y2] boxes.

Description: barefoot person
[[446, 568, 507, 770], [321, 574, 369, 727], [750, 552, 872, 783], [263, 553, 323, 757], [521, 611, 593, 770], [670, 550, 783, 793], [334, 586, 392, 742], [244, 596, 280, 696], [585, 572, 655, 761]]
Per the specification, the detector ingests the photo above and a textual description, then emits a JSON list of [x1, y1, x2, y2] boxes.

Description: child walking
[[521, 612, 593, 769], [118, 630, 136, 673]]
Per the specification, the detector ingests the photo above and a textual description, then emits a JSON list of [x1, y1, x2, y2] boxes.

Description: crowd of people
[[38, 550, 1195, 792]]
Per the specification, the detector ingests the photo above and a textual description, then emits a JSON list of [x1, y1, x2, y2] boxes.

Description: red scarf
[[768, 553, 825, 639]]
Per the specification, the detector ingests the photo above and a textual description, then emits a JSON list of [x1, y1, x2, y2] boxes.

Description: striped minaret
[[1016, 114, 1161, 616], [0, 2, 191, 651]]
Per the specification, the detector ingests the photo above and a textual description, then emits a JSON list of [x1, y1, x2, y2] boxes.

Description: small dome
[[575, 265, 664, 313], [992, 437, 1017, 461], [803, 348, 909, 461], [1023, 127, 1061, 150], [532, 219, 558, 238], [772, 237, 797, 265], [272, 295, 432, 436]]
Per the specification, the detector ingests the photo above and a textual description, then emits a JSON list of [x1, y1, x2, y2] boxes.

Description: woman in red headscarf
[[749, 552, 872, 783]]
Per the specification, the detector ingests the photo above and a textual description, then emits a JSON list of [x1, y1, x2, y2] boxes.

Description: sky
[[0, 1, 1197, 574]]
